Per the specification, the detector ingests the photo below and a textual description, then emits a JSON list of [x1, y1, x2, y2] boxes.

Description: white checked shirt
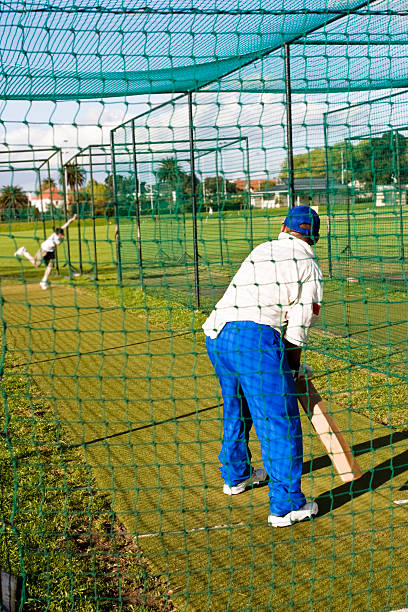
[[202, 232, 323, 347]]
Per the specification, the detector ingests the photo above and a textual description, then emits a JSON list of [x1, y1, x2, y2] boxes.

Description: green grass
[[0, 356, 174, 611], [2, 209, 408, 419], [2, 280, 408, 611], [66, 280, 407, 429]]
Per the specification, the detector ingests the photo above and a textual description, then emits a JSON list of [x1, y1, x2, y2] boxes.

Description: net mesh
[[1, 2, 408, 611]]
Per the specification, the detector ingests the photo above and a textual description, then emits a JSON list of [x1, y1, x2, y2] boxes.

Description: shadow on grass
[[303, 430, 408, 476], [14, 406, 408, 505], [316, 446, 408, 516]]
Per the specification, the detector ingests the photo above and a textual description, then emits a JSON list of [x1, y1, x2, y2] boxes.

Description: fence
[[324, 90, 408, 281], [1, 2, 408, 609]]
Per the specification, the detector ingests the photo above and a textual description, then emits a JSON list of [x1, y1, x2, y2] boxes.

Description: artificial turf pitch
[[2, 280, 408, 611]]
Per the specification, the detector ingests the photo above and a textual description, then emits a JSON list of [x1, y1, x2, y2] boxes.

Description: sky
[[0, 87, 406, 193], [1, 1, 407, 193]]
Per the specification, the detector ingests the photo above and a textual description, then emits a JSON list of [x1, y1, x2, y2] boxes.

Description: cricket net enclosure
[[0, 1, 408, 611]]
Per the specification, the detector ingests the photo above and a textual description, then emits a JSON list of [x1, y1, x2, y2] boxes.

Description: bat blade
[[296, 378, 363, 482]]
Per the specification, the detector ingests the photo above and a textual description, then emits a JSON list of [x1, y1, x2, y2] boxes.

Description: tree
[[61, 163, 86, 213], [155, 157, 200, 212], [40, 178, 57, 191], [259, 179, 277, 190], [64, 163, 86, 191], [155, 157, 200, 193], [204, 176, 239, 195], [349, 132, 408, 187], [85, 179, 109, 215], [155, 157, 186, 186], [0, 185, 29, 217], [105, 174, 133, 199], [279, 131, 408, 188], [203, 176, 223, 195], [280, 148, 326, 181]]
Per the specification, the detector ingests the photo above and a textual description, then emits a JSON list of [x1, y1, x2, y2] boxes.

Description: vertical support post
[[188, 91, 200, 310], [345, 141, 352, 254], [284, 43, 295, 210], [88, 148, 99, 280], [47, 160, 59, 274], [215, 149, 224, 266], [244, 137, 253, 251], [395, 131, 405, 260], [323, 115, 333, 278], [60, 151, 72, 280], [110, 131, 123, 284], [74, 165, 83, 275], [37, 169, 47, 240], [0, 290, 7, 380], [131, 119, 144, 287]]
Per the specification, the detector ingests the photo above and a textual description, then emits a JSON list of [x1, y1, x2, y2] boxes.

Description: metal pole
[[215, 150, 224, 265], [345, 141, 352, 254], [395, 131, 405, 260], [284, 43, 295, 209], [37, 169, 47, 240], [323, 116, 333, 278], [47, 160, 59, 274], [188, 91, 200, 309], [110, 131, 123, 283], [245, 137, 253, 251], [88, 148, 98, 280], [74, 165, 83, 275], [131, 119, 144, 287], [60, 151, 72, 280]]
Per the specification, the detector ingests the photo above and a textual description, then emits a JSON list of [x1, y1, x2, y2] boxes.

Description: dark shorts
[[35, 249, 55, 266], [43, 250, 56, 264]]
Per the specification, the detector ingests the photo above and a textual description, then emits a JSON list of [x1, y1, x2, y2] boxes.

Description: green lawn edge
[[0, 355, 175, 611]]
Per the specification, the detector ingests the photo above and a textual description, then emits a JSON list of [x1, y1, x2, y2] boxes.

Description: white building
[[29, 187, 65, 212]]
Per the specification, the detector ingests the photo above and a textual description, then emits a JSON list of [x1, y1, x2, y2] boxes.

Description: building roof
[[30, 187, 64, 201], [263, 178, 341, 193]]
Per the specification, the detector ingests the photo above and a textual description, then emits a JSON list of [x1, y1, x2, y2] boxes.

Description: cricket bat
[[296, 378, 363, 482]]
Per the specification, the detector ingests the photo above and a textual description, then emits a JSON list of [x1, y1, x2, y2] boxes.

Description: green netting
[[2, 1, 408, 99], [325, 90, 408, 281], [1, 2, 408, 611]]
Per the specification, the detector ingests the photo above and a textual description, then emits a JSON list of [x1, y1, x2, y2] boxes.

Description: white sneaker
[[40, 281, 49, 290], [268, 501, 318, 527], [14, 246, 26, 257], [223, 468, 268, 495]]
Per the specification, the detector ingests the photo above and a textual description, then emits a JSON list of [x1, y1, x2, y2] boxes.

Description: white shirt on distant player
[[41, 232, 62, 253], [202, 232, 323, 347]]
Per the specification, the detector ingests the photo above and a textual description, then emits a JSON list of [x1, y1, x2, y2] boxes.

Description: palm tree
[[0, 185, 29, 218], [64, 163, 86, 191], [40, 178, 57, 191], [155, 157, 186, 186], [155, 156, 200, 196], [61, 163, 86, 212]]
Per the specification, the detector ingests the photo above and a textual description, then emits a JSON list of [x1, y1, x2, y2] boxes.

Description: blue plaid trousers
[[206, 321, 306, 516]]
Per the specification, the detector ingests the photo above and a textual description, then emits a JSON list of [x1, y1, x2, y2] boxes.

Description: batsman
[[203, 205, 323, 527]]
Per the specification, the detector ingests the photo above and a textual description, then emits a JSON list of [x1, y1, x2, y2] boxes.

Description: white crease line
[[393, 499, 408, 505], [136, 522, 244, 538]]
